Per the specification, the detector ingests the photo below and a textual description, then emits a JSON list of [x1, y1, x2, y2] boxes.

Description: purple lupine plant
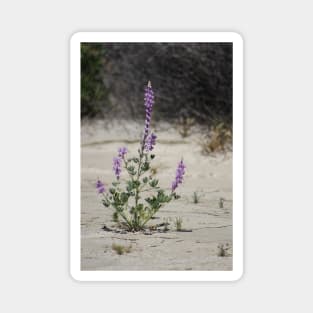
[[99, 81, 185, 231], [171, 159, 186, 192], [96, 180, 106, 194], [144, 133, 157, 151]]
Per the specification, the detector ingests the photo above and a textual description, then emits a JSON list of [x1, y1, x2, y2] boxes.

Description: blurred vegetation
[[174, 217, 183, 231], [193, 191, 200, 204], [111, 243, 132, 255], [200, 121, 233, 154], [81, 43, 109, 118], [81, 42, 232, 129], [176, 116, 195, 138]]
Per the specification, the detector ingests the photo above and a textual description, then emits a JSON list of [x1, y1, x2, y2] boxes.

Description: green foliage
[[201, 121, 232, 154], [175, 217, 183, 231], [177, 116, 195, 138], [112, 243, 132, 255], [81, 43, 109, 118], [217, 243, 231, 257]]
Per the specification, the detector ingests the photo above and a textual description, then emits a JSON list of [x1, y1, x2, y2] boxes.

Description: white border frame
[[70, 32, 243, 281]]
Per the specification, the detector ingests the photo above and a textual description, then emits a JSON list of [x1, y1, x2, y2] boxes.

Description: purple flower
[[142, 81, 154, 146], [113, 157, 122, 180], [144, 132, 157, 151], [96, 180, 105, 194], [171, 159, 186, 192], [118, 147, 128, 158]]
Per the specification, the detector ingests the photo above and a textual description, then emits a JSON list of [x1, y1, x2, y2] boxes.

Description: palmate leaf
[[149, 179, 159, 188], [126, 180, 139, 192], [102, 199, 110, 207], [120, 192, 129, 203], [126, 165, 136, 175], [141, 162, 150, 172]]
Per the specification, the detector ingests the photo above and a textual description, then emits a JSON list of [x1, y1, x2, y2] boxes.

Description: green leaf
[[126, 165, 136, 175], [102, 199, 110, 207], [145, 197, 151, 203], [149, 179, 159, 188], [141, 162, 150, 172], [142, 177, 148, 184], [136, 204, 144, 212], [133, 180, 140, 188], [116, 205, 123, 213], [113, 193, 119, 202], [120, 192, 129, 203], [165, 195, 172, 202], [127, 181, 135, 192]]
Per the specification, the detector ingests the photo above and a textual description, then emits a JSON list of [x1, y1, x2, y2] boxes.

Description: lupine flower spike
[[142, 81, 154, 148], [144, 133, 157, 151], [171, 159, 186, 192], [96, 180, 105, 194], [113, 157, 122, 180], [118, 147, 127, 158], [112, 147, 128, 180]]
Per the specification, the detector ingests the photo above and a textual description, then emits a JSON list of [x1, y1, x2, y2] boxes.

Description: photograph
[[70, 32, 243, 281], [3, 0, 313, 310]]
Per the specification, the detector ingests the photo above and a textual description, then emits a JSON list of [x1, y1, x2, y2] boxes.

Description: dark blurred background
[[81, 42, 232, 127]]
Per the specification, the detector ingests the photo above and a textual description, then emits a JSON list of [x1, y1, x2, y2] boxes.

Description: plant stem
[[118, 211, 133, 230], [134, 148, 144, 226]]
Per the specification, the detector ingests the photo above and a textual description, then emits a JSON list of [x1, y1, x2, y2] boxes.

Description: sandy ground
[[81, 120, 232, 270]]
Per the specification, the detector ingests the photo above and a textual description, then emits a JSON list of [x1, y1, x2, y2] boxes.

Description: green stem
[[141, 213, 155, 228], [134, 148, 144, 225], [118, 211, 133, 230], [141, 204, 164, 228]]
